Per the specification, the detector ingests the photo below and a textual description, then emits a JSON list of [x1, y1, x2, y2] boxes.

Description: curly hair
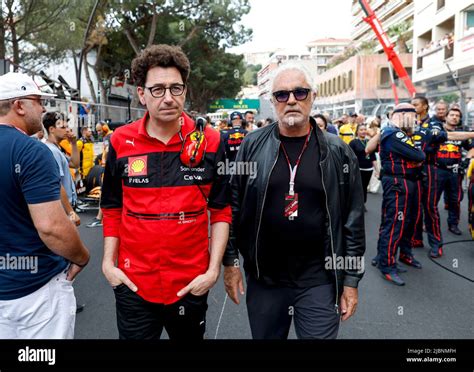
[[131, 44, 191, 87]]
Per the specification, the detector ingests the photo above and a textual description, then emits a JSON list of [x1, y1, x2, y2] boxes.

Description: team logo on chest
[[128, 156, 148, 176]]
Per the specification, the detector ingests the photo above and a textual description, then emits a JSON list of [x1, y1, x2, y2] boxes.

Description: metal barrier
[[44, 98, 146, 132]]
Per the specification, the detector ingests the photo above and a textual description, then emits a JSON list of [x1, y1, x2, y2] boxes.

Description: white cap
[[0, 72, 56, 100]]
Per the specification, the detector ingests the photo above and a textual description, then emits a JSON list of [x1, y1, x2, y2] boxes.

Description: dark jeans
[[245, 275, 339, 339], [113, 284, 208, 340], [360, 169, 373, 203]]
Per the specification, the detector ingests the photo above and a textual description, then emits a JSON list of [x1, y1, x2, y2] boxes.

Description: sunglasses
[[272, 88, 311, 103]]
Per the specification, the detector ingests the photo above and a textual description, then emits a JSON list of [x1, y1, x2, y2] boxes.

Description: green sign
[[208, 99, 260, 112]]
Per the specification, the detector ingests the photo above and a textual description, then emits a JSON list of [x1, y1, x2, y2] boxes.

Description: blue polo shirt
[[0, 125, 67, 300]]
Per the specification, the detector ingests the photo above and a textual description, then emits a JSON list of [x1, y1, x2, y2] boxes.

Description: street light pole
[[445, 62, 467, 122]]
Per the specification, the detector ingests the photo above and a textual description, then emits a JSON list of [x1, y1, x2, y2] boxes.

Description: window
[[348, 71, 353, 89], [437, 0, 445, 11], [379, 67, 391, 88], [467, 10, 474, 30]]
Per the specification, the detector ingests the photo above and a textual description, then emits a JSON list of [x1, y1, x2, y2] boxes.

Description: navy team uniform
[[375, 125, 425, 282], [221, 127, 247, 162], [436, 129, 474, 230], [411, 116, 448, 257]]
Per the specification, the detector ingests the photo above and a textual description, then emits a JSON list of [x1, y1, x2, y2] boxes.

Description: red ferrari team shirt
[[101, 112, 232, 304]]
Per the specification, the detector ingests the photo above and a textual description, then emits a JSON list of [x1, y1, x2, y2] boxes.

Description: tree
[[327, 41, 376, 69], [387, 20, 412, 54], [243, 64, 261, 86], [0, 0, 5, 60], [2, 0, 70, 70]]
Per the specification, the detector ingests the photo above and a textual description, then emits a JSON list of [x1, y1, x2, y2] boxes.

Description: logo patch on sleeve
[[128, 156, 148, 176]]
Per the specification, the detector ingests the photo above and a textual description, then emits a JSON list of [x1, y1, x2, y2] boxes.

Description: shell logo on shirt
[[128, 156, 148, 176]]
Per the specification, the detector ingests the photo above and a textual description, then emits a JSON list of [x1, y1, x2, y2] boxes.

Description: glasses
[[272, 88, 311, 103], [19, 97, 47, 107], [145, 84, 185, 98]]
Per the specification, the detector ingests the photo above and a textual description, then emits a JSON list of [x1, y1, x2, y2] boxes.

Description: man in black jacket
[[222, 64, 366, 339]]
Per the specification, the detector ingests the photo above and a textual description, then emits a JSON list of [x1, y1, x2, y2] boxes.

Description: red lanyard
[[0, 123, 28, 135], [280, 128, 312, 196]]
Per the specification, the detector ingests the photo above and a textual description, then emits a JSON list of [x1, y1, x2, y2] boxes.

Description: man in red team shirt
[[100, 44, 231, 339]]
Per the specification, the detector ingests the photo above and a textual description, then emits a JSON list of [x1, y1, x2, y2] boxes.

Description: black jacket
[[223, 118, 366, 307]]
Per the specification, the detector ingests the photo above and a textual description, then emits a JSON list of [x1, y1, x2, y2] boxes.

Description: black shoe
[[381, 272, 405, 286], [76, 304, 85, 314], [399, 254, 422, 269], [371, 256, 378, 266], [448, 225, 462, 235]]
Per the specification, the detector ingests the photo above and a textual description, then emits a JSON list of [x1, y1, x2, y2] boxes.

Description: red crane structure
[[358, 0, 417, 103]]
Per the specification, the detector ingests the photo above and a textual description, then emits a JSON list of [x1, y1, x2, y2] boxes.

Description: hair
[[131, 44, 191, 87], [269, 63, 316, 96], [447, 107, 462, 117], [413, 95, 429, 108], [356, 123, 367, 136], [43, 111, 66, 134], [313, 114, 328, 129], [435, 100, 448, 108], [0, 101, 12, 116], [244, 110, 254, 117]]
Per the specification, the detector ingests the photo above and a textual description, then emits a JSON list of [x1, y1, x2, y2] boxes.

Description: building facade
[[306, 38, 351, 74], [314, 53, 413, 118], [352, 0, 415, 53], [412, 0, 474, 126]]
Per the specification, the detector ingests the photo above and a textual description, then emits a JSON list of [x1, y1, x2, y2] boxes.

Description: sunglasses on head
[[272, 88, 311, 103]]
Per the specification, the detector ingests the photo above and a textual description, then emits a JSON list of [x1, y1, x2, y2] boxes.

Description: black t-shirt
[[349, 138, 376, 170], [259, 130, 334, 287]]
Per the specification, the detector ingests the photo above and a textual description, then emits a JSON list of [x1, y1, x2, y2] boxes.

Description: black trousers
[[114, 284, 208, 340], [246, 275, 339, 339], [360, 169, 373, 203]]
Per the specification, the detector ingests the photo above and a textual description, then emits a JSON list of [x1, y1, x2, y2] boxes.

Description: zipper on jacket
[[255, 146, 280, 279], [320, 161, 339, 313]]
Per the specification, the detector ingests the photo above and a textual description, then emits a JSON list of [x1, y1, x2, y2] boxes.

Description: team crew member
[[411, 96, 474, 257], [77, 126, 95, 178], [467, 160, 474, 238], [411, 96, 446, 253], [436, 108, 474, 235], [100, 44, 231, 340], [374, 103, 426, 286], [221, 111, 247, 162], [338, 112, 357, 144], [433, 100, 448, 124], [0, 72, 89, 338]]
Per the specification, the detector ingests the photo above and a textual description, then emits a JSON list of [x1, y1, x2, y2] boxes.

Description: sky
[[227, 0, 354, 54]]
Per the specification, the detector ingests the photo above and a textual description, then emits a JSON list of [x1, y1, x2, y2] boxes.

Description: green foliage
[[243, 64, 261, 86], [2, 0, 252, 110], [440, 93, 459, 104]]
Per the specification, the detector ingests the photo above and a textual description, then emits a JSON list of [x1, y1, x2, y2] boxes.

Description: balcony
[[416, 35, 455, 71]]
